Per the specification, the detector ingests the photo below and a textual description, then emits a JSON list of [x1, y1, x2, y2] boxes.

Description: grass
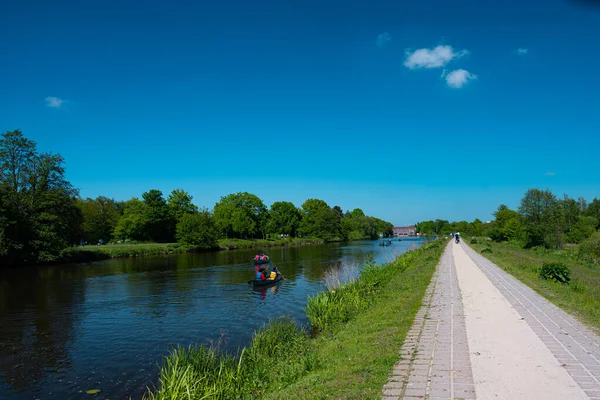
[[217, 237, 324, 249], [145, 239, 445, 399], [143, 317, 317, 400], [468, 238, 600, 334], [58, 238, 325, 263]]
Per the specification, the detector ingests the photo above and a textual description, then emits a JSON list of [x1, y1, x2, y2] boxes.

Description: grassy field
[[145, 239, 445, 399], [468, 238, 600, 334]]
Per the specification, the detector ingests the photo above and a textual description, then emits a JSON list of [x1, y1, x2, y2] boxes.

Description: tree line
[[0, 130, 394, 267], [416, 188, 600, 262], [488, 188, 599, 249]]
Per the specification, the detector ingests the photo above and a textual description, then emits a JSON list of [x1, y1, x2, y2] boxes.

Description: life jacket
[[269, 271, 277, 280], [256, 271, 262, 279], [260, 272, 267, 281], [255, 255, 260, 260]]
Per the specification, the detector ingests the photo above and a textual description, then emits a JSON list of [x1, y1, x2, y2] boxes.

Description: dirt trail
[[453, 241, 587, 399]]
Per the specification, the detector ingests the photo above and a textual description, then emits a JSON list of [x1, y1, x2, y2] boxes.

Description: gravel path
[[382, 240, 600, 399]]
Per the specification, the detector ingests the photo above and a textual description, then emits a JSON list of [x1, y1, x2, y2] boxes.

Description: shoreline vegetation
[[143, 239, 444, 399], [55, 237, 328, 264], [1, 130, 396, 268]]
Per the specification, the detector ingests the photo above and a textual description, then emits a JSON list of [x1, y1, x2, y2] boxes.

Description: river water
[[0, 239, 425, 399]]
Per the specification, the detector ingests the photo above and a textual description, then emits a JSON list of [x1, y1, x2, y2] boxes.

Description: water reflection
[[0, 239, 424, 399]]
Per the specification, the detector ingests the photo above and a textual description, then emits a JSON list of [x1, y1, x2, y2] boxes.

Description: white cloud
[[45, 96, 64, 108], [404, 45, 468, 69], [377, 32, 391, 49], [443, 69, 477, 88], [545, 172, 557, 176], [517, 48, 528, 55]]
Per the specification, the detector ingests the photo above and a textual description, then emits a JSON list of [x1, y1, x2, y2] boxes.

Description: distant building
[[393, 225, 416, 237]]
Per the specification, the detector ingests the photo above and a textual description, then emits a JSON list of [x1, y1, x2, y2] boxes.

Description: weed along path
[[383, 241, 600, 400]]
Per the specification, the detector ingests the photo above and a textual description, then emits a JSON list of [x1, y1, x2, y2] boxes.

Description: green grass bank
[[57, 237, 325, 263], [144, 239, 445, 399], [468, 238, 600, 334]]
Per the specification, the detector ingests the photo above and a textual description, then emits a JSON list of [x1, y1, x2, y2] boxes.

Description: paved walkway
[[382, 242, 476, 400], [382, 241, 600, 400]]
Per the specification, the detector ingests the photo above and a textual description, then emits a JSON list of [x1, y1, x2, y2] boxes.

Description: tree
[[266, 201, 301, 237], [176, 210, 219, 249], [298, 199, 341, 240], [0, 130, 81, 265], [167, 189, 198, 222], [585, 198, 600, 229], [212, 192, 267, 238], [518, 188, 562, 248], [493, 206, 522, 242], [113, 198, 149, 241], [142, 189, 175, 242], [77, 196, 123, 243]]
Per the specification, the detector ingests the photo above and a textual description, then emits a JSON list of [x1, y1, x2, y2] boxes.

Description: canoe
[[253, 258, 271, 264], [250, 274, 283, 286]]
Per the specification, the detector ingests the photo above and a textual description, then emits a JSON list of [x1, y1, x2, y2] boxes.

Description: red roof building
[[393, 225, 416, 237]]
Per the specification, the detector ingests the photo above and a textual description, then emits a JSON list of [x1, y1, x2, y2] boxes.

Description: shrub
[[470, 238, 478, 244], [539, 262, 571, 284], [579, 232, 600, 264], [481, 247, 493, 253]]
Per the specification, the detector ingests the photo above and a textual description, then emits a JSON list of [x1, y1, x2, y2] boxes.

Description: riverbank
[[56, 237, 327, 264], [144, 239, 444, 399], [468, 237, 600, 334]]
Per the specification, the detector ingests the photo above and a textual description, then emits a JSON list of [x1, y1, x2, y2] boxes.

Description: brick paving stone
[[462, 242, 600, 398], [382, 242, 476, 399]]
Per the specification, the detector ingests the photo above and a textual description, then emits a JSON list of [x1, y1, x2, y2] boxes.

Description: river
[[0, 239, 425, 399]]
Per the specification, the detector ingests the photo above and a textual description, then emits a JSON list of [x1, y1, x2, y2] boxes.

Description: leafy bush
[[470, 238, 478, 244], [579, 232, 600, 264], [539, 262, 571, 284], [481, 247, 493, 253]]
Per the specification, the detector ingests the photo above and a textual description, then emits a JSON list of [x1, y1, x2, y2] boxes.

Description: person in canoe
[[255, 252, 261, 261], [256, 267, 269, 281], [269, 266, 279, 280]]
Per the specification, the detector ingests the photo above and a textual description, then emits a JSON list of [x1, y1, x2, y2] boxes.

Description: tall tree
[[212, 192, 267, 239], [266, 201, 301, 237], [0, 130, 81, 265], [518, 188, 561, 248], [142, 189, 175, 242], [167, 189, 198, 222]]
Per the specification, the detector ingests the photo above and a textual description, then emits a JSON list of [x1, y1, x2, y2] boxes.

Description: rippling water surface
[[0, 239, 425, 399]]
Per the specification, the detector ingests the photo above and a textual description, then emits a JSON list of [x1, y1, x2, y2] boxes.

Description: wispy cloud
[[545, 172, 557, 176], [517, 48, 529, 55], [404, 45, 468, 69], [376, 32, 391, 49], [45, 96, 65, 108], [442, 69, 477, 88]]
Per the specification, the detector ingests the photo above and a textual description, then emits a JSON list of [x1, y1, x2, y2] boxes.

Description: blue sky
[[1, 0, 599, 225]]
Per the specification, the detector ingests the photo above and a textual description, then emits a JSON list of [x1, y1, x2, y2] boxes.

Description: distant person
[[455, 232, 460, 243], [255, 252, 261, 261]]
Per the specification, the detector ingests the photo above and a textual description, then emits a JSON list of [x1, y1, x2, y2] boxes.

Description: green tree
[[567, 216, 597, 244], [176, 210, 219, 249], [167, 189, 198, 222], [142, 189, 175, 242], [113, 198, 149, 241], [77, 196, 123, 243], [266, 201, 301, 237], [212, 192, 267, 238], [585, 198, 600, 229], [518, 188, 561, 248], [298, 199, 341, 240], [0, 130, 81, 265]]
